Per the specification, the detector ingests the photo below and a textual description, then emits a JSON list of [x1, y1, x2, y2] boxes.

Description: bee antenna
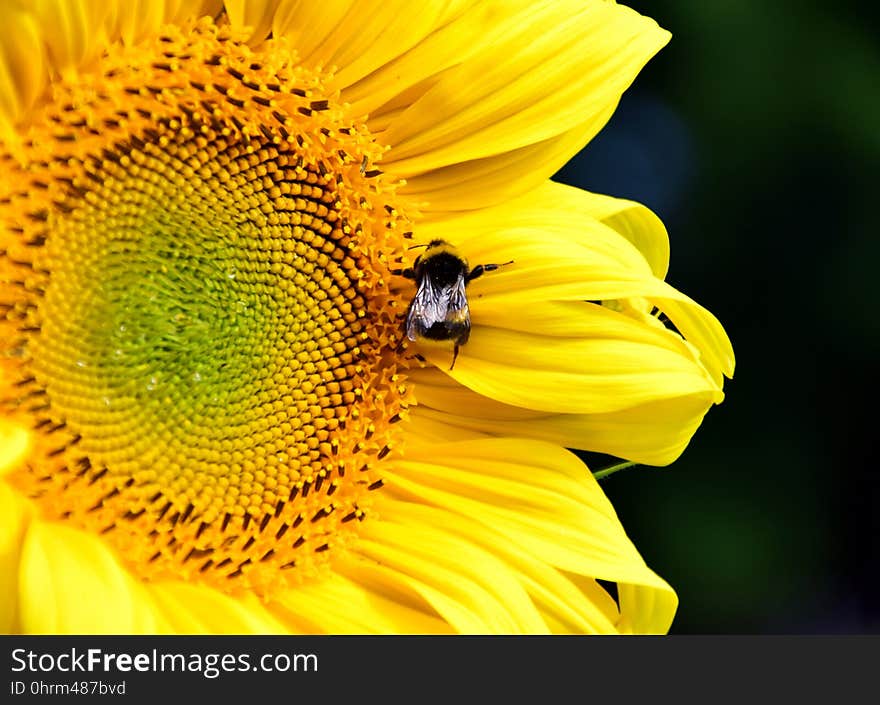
[[407, 243, 430, 251]]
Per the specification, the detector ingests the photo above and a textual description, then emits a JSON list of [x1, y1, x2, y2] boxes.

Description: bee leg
[[450, 341, 461, 371], [466, 260, 514, 282], [449, 328, 469, 370], [389, 267, 416, 279]]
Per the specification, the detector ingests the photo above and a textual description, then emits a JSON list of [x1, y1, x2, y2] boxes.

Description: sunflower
[[0, 0, 733, 634]]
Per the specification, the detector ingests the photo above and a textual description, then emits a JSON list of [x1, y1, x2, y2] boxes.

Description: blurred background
[[555, 0, 879, 633]]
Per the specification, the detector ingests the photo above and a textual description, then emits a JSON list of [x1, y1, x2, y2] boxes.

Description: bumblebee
[[398, 239, 512, 369]]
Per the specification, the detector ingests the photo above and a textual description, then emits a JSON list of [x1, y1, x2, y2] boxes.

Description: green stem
[[592, 460, 637, 480]]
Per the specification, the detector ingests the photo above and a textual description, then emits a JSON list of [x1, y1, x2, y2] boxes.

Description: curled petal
[[417, 181, 734, 385], [410, 368, 716, 465]]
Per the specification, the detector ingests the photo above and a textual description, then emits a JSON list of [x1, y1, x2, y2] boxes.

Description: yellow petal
[[346, 559, 492, 633], [18, 521, 165, 633], [340, 0, 530, 116], [376, 499, 620, 633], [0, 7, 47, 134], [545, 182, 671, 278], [351, 486, 572, 634], [410, 368, 717, 465], [270, 569, 453, 634], [418, 189, 656, 281], [618, 581, 679, 635], [271, 0, 353, 63], [355, 516, 547, 633], [418, 181, 734, 383], [488, 182, 729, 380], [167, 0, 225, 24], [380, 1, 669, 176], [108, 0, 222, 47], [1, 1, 223, 129], [0, 483, 31, 632], [0, 419, 31, 477], [416, 317, 719, 415], [19, 0, 112, 75], [271, 0, 471, 75], [477, 276, 731, 387], [148, 582, 289, 634], [389, 438, 676, 633], [398, 121, 604, 214], [405, 410, 491, 444], [646, 296, 735, 388], [224, 0, 281, 45], [276, 0, 473, 91]]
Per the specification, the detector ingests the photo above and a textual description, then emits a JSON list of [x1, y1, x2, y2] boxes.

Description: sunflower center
[[0, 19, 412, 593]]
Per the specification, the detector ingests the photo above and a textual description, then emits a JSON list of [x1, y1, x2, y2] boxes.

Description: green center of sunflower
[[0, 18, 413, 594]]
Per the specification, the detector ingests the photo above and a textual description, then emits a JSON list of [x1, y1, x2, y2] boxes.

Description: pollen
[[0, 19, 413, 594]]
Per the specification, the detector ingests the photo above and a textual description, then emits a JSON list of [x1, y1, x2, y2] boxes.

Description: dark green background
[[556, 1, 879, 633]]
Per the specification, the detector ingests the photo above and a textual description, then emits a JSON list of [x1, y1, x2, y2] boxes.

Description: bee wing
[[445, 274, 470, 332], [405, 275, 445, 340]]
